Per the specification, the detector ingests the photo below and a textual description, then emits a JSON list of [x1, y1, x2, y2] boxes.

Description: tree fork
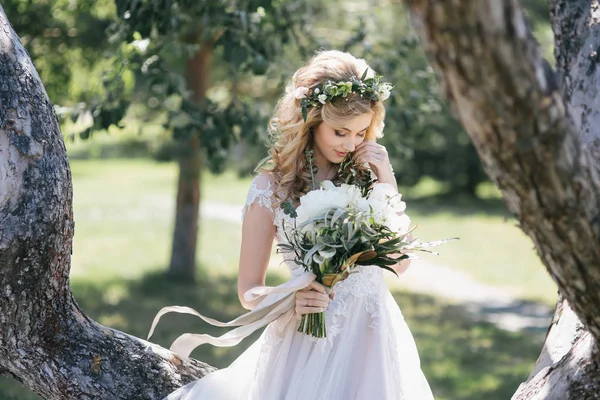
[[402, 0, 600, 398], [0, 6, 214, 399]]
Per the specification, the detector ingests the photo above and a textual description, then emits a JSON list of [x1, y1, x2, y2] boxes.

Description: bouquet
[[278, 165, 455, 338]]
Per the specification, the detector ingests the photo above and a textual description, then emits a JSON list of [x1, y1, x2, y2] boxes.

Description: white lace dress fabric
[[164, 174, 434, 400]]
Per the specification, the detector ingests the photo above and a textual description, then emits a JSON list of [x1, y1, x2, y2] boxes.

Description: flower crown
[[293, 70, 393, 121]]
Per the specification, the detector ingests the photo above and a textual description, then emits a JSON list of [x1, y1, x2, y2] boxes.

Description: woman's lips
[[335, 151, 347, 158]]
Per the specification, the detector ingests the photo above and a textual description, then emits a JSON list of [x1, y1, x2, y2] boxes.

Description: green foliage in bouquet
[[336, 152, 377, 197], [277, 207, 415, 283], [278, 149, 457, 337]]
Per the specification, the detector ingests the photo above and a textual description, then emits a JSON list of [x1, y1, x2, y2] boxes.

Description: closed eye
[[335, 129, 367, 138]]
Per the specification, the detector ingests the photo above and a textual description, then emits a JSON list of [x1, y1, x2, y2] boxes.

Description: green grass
[[406, 199, 555, 304], [0, 272, 542, 400], [68, 159, 253, 281], [70, 159, 556, 303], [0, 158, 553, 398]]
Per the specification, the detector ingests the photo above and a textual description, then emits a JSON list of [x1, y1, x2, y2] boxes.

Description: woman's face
[[312, 113, 373, 165]]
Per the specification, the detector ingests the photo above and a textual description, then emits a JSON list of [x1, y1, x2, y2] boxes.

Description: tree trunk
[[549, 0, 600, 171], [0, 7, 214, 399], [512, 296, 598, 399], [168, 42, 213, 281], [401, 0, 600, 398]]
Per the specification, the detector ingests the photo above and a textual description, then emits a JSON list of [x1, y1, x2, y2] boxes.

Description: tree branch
[[401, 0, 600, 396], [549, 0, 600, 168], [0, 5, 214, 398], [403, 0, 600, 342], [512, 296, 600, 399]]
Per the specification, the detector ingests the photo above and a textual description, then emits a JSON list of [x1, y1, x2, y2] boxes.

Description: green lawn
[[70, 159, 557, 303], [0, 158, 553, 399], [0, 273, 543, 400]]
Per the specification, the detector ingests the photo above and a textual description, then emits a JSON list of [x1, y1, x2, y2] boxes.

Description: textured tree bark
[[511, 2, 600, 398], [512, 295, 598, 400], [168, 41, 213, 281], [402, 0, 600, 398], [549, 0, 600, 167], [0, 6, 214, 399]]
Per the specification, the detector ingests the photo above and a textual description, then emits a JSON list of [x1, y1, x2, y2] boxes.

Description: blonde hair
[[260, 50, 386, 206]]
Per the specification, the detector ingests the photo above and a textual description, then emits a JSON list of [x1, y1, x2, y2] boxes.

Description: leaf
[[281, 201, 298, 218], [345, 238, 358, 250], [79, 127, 92, 140], [361, 68, 369, 81], [318, 247, 337, 260], [357, 250, 377, 262], [323, 272, 349, 288], [397, 223, 419, 240], [304, 244, 323, 266], [341, 250, 370, 271], [169, 112, 192, 129], [313, 253, 326, 265], [226, 44, 249, 67], [379, 265, 399, 278], [331, 208, 347, 227]]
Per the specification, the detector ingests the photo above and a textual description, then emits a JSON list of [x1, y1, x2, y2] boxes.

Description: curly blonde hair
[[260, 50, 387, 206]]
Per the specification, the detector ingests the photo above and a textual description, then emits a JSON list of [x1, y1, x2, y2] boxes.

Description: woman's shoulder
[[242, 171, 279, 219], [249, 171, 277, 191]]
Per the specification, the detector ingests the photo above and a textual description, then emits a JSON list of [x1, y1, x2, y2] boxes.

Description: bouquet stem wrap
[[297, 271, 350, 338]]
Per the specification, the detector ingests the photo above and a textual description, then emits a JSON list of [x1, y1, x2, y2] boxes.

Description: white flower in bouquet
[[295, 182, 350, 225], [366, 183, 409, 232], [368, 183, 406, 213], [388, 212, 412, 235], [322, 181, 368, 212]]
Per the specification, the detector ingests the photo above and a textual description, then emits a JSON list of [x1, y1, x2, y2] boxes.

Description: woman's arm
[[237, 202, 277, 310], [391, 256, 412, 275], [388, 228, 415, 275]]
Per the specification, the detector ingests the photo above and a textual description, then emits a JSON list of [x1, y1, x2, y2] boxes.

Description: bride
[[150, 50, 435, 400]]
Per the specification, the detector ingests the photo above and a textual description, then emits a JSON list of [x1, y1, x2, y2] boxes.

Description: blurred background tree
[[3, 0, 554, 276], [54, 0, 325, 281], [1, 0, 115, 107], [228, 0, 555, 197]]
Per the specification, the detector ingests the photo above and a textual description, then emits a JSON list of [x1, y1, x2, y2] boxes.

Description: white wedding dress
[[154, 174, 435, 400]]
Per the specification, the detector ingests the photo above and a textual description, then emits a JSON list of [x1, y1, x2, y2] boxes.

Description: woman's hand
[[295, 280, 335, 316], [353, 140, 397, 188], [392, 255, 412, 275]]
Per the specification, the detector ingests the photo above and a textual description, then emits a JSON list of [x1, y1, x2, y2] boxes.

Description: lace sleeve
[[241, 173, 276, 221]]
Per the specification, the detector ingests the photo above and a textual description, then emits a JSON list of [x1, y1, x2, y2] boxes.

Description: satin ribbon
[[148, 272, 316, 358]]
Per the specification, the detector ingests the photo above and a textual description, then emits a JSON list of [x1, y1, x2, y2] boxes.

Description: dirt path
[[389, 259, 553, 333]]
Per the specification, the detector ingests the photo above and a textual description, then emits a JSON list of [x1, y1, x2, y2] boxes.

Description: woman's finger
[[355, 152, 385, 165], [297, 299, 328, 309], [356, 151, 383, 161], [295, 291, 330, 316], [358, 141, 384, 151], [295, 296, 327, 312], [298, 290, 329, 303], [307, 281, 326, 293], [296, 307, 326, 316]]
